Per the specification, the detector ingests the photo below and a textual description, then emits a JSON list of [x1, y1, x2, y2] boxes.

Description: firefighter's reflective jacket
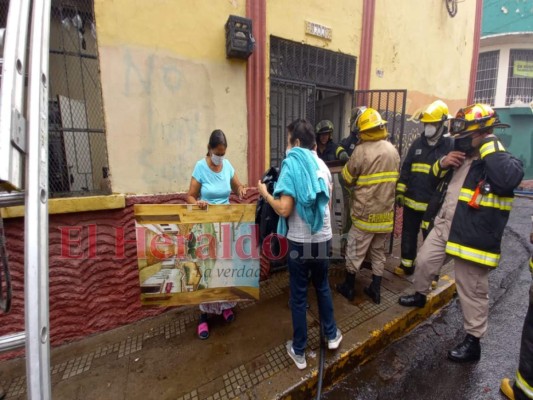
[[396, 134, 453, 212], [341, 139, 400, 233], [424, 137, 523, 268]]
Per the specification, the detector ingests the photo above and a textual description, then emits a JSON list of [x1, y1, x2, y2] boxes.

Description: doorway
[[269, 36, 357, 167], [315, 89, 346, 144]]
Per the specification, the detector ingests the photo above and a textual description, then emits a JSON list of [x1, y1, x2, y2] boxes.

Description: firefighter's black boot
[[336, 272, 356, 301], [398, 292, 426, 307], [364, 274, 382, 304], [447, 334, 481, 363]]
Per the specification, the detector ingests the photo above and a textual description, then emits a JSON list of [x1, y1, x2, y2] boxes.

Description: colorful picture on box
[[134, 204, 259, 306]]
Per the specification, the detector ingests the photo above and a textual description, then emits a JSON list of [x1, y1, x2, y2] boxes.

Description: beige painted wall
[[372, 0, 477, 116], [94, 0, 248, 194], [94, 0, 478, 193], [267, 0, 361, 55]]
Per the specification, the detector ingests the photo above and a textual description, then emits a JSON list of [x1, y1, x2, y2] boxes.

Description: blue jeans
[[288, 239, 337, 355]]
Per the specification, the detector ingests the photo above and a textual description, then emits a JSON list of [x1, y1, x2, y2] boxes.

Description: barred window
[[473, 51, 499, 106], [506, 49, 533, 106], [49, 0, 110, 197]]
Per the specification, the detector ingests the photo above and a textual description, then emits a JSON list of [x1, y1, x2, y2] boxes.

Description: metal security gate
[[353, 89, 408, 158], [269, 36, 357, 167], [269, 81, 315, 167]]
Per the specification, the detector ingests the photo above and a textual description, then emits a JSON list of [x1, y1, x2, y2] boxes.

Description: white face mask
[[211, 154, 224, 166], [424, 124, 438, 138]]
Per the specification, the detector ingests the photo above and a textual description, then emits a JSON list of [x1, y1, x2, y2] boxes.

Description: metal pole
[[0, 192, 25, 207], [25, 0, 52, 398], [0, 331, 25, 352], [0, 0, 31, 190]]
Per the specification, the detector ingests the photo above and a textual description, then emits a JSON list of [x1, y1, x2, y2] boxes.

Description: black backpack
[[255, 167, 286, 270]]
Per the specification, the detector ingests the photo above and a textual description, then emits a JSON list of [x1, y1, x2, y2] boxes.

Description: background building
[[474, 0, 533, 179]]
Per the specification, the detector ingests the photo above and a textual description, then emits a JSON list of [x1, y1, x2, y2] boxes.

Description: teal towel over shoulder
[[273, 147, 330, 236]]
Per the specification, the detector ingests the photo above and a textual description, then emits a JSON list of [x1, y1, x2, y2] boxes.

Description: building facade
[[474, 0, 533, 179], [0, 0, 481, 355]]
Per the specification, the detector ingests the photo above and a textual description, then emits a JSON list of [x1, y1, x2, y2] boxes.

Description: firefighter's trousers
[[413, 215, 490, 338], [345, 225, 387, 277], [400, 206, 425, 271], [514, 271, 533, 400]]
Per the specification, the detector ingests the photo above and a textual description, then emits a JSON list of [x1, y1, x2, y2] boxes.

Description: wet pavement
[[324, 195, 533, 400], [1, 196, 530, 400], [0, 245, 455, 399]]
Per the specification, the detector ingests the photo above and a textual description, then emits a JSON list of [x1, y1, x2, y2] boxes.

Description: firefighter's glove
[[395, 193, 405, 207], [338, 150, 349, 162]]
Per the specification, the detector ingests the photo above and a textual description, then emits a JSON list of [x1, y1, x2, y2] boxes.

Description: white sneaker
[[327, 328, 343, 350], [286, 340, 307, 369]]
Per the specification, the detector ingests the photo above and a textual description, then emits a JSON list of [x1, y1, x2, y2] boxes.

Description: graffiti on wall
[[100, 46, 217, 192]]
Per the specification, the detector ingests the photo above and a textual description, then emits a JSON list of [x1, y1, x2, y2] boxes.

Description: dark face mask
[[453, 136, 475, 155]]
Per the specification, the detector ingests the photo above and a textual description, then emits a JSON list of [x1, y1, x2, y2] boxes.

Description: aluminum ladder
[[0, 0, 52, 398]]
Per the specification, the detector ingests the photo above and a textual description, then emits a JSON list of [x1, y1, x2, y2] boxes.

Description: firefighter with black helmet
[[394, 100, 453, 277], [399, 104, 524, 363], [337, 107, 365, 255], [315, 120, 346, 162]]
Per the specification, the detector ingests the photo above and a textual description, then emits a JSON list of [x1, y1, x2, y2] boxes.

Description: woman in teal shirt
[[186, 129, 247, 339]]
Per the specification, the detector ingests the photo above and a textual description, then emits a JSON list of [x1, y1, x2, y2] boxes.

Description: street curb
[[278, 277, 457, 400]]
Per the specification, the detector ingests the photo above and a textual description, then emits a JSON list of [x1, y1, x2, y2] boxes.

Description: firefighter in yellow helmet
[[394, 100, 453, 277], [337, 108, 400, 304], [400, 104, 524, 363]]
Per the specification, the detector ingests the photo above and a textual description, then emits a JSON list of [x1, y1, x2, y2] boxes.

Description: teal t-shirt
[[192, 158, 235, 204]]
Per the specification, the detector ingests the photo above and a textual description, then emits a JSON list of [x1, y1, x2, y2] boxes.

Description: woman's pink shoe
[[197, 322, 209, 339], [222, 308, 235, 323]]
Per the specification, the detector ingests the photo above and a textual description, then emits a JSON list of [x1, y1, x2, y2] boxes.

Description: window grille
[[48, 0, 109, 197], [506, 49, 533, 106], [270, 36, 356, 90], [473, 51, 499, 106]]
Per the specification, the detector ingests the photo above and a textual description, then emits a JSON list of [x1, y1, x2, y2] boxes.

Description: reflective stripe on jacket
[[396, 135, 452, 213], [342, 139, 400, 233], [424, 138, 523, 268]]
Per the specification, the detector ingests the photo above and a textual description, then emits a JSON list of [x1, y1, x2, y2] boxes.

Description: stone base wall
[[0, 192, 258, 360]]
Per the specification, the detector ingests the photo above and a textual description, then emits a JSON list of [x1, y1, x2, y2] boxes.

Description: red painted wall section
[[0, 191, 259, 360], [357, 0, 376, 91], [246, 0, 267, 184]]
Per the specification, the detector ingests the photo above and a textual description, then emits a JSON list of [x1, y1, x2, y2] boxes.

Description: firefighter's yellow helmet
[[419, 100, 451, 123], [450, 103, 510, 137], [354, 107, 387, 133]]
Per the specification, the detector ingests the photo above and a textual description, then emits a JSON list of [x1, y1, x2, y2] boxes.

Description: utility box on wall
[[225, 15, 254, 59]]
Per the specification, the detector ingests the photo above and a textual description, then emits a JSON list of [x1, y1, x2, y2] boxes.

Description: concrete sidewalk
[[0, 244, 456, 400]]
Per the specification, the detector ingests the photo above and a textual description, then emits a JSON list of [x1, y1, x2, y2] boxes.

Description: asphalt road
[[323, 196, 533, 400]]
